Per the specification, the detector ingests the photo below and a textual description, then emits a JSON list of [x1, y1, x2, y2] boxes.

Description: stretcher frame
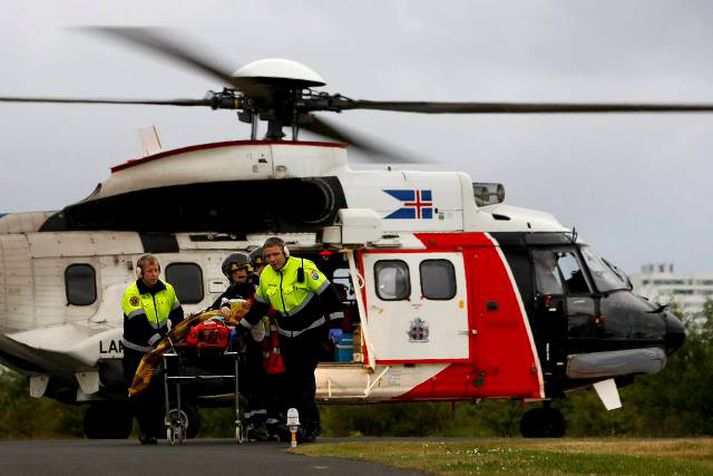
[[162, 345, 244, 445]]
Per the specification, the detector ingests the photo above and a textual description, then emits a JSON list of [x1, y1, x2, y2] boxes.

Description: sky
[[0, 0, 711, 275]]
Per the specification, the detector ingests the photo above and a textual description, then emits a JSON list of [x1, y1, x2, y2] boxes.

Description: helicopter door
[[532, 248, 595, 374], [361, 251, 469, 363], [559, 251, 598, 346]]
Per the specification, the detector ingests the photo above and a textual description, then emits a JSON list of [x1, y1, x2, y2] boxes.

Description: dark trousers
[[241, 339, 268, 423], [123, 347, 163, 438], [279, 328, 321, 435]]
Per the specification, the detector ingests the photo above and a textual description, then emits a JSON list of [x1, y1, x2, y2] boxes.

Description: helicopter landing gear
[[520, 405, 566, 438]]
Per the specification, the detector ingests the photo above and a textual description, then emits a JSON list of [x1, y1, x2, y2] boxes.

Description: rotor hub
[[233, 58, 327, 89]]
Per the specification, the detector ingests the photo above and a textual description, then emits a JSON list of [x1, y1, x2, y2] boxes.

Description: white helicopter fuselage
[[0, 140, 605, 407]]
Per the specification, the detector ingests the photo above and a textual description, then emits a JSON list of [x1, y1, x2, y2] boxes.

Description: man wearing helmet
[[248, 246, 266, 285], [211, 252, 256, 309], [210, 251, 271, 440]]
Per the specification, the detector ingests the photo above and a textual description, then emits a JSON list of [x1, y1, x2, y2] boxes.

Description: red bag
[[262, 317, 286, 374], [264, 347, 286, 374], [183, 320, 230, 350]]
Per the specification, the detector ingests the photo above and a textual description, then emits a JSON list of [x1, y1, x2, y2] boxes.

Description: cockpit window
[[533, 248, 590, 295], [580, 247, 631, 293], [557, 251, 590, 294]]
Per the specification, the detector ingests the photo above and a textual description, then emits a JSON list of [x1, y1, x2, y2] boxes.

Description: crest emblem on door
[[407, 317, 429, 342]]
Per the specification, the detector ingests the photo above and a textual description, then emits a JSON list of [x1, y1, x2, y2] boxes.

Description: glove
[[328, 328, 342, 344]]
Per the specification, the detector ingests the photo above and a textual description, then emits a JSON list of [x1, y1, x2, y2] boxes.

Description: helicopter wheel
[[520, 407, 566, 438]]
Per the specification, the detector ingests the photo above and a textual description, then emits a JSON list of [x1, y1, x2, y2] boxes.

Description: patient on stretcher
[[128, 299, 251, 397]]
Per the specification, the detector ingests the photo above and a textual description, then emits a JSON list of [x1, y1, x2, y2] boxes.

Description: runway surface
[[0, 438, 422, 476]]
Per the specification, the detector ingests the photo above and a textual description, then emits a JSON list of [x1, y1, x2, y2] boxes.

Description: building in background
[[629, 263, 713, 319]]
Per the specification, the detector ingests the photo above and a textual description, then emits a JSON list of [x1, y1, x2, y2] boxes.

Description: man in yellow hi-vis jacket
[[240, 237, 342, 443], [122, 254, 184, 444]]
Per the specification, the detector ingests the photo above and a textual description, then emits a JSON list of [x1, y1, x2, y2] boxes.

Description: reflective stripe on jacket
[[243, 256, 340, 334], [121, 279, 182, 349], [255, 256, 329, 315]]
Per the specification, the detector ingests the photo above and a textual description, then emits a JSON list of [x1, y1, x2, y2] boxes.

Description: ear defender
[[135, 254, 160, 279]]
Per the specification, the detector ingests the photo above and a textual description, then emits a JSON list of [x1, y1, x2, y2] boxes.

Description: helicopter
[[0, 27, 699, 439]]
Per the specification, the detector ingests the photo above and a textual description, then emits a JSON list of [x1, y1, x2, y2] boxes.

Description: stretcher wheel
[[235, 422, 245, 444], [167, 427, 177, 445], [167, 424, 186, 445]]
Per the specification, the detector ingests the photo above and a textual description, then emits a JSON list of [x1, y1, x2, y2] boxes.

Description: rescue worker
[[533, 251, 563, 295], [249, 246, 267, 284], [122, 254, 184, 444], [210, 252, 270, 441], [249, 245, 285, 440], [239, 237, 342, 442], [209, 252, 257, 311]]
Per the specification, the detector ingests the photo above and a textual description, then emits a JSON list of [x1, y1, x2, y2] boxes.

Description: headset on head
[[264, 237, 290, 258], [136, 254, 160, 279], [263, 237, 304, 282]]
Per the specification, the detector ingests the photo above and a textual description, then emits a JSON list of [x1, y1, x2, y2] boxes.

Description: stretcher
[[162, 343, 244, 445]]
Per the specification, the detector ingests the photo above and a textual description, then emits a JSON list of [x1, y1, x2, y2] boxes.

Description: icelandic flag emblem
[[384, 189, 434, 219]]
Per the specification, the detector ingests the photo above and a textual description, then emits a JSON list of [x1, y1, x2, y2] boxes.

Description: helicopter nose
[[663, 312, 686, 354]]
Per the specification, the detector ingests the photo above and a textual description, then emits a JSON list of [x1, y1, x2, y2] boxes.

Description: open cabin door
[[359, 250, 469, 364]]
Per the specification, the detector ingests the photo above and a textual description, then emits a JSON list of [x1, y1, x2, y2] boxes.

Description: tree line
[[1, 302, 711, 438]]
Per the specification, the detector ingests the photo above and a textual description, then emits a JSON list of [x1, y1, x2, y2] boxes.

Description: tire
[[84, 402, 133, 439], [520, 408, 545, 438], [167, 427, 177, 445], [161, 403, 201, 439], [541, 408, 566, 438]]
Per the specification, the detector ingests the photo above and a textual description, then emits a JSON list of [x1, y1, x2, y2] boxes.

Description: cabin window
[[420, 259, 456, 300], [374, 260, 410, 301], [65, 264, 97, 306], [166, 263, 204, 304]]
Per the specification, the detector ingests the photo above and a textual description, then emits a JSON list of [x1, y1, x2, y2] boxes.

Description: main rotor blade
[[301, 114, 427, 163], [339, 100, 713, 114], [0, 96, 211, 107], [79, 26, 267, 99]]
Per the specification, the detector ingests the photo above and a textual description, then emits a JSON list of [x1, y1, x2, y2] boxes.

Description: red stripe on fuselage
[[389, 232, 541, 400], [111, 140, 347, 172]]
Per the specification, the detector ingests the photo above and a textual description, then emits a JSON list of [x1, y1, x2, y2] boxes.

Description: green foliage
[[321, 401, 453, 437], [0, 370, 84, 439], [0, 301, 711, 438], [198, 407, 234, 437]]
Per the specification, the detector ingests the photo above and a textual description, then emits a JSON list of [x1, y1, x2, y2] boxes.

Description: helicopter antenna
[[568, 227, 578, 243]]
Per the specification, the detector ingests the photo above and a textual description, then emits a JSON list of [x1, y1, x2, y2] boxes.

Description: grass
[[292, 437, 713, 475]]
